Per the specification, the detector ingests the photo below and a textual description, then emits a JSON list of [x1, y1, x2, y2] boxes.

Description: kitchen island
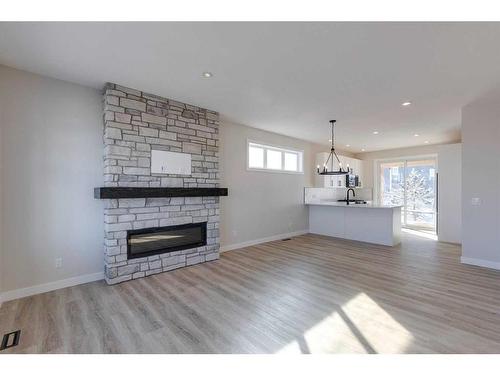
[[306, 199, 402, 246]]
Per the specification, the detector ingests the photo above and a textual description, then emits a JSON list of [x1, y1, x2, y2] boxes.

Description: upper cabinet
[[314, 152, 365, 188]]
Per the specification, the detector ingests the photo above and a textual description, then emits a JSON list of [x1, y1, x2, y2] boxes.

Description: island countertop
[[306, 199, 403, 209]]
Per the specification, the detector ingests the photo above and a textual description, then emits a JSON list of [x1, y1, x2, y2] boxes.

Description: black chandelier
[[317, 120, 349, 175]]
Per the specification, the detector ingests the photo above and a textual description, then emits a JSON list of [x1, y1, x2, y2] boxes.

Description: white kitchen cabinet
[[314, 152, 365, 188], [315, 152, 341, 187], [351, 158, 364, 186], [315, 152, 329, 168], [315, 152, 331, 187]]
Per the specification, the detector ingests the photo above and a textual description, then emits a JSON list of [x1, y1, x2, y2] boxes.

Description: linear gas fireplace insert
[[127, 222, 207, 259]]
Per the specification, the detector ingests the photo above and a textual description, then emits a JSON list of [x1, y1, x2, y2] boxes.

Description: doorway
[[377, 157, 438, 233]]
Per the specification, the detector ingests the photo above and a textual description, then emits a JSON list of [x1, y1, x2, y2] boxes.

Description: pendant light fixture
[[317, 120, 349, 175]]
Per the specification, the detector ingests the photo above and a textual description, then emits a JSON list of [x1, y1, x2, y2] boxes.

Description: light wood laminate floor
[[1, 233, 500, 354]]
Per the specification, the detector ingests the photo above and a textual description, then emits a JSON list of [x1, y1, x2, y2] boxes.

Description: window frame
[[374, 154, 438, 230], [246, 139, 304, 174]]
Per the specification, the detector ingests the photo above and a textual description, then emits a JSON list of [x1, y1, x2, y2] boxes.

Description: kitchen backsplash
[[304, 187, 373, 204]]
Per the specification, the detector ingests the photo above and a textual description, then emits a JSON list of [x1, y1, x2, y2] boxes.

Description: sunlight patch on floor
[[277, 293, 413, 354], [402, 227, 438, 241], [277, 340, 304, 354]]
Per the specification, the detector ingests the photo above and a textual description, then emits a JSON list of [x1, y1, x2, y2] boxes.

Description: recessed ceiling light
[[202, 72, 213, 78], [346, 144, 350, 147], [328, 139, 332, 142], [373, 131, 379, 135], [361, 148, 366, 152], [414, 134, 420, 137], [402, 101, 412, 106], [424, 140, 429, 144]]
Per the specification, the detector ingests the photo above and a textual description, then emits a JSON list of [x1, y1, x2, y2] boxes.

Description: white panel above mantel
[[151, 150, 191, 175]]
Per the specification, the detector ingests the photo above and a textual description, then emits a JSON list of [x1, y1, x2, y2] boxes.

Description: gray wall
[[0, 65, 321, 295], [461, 90, 500, 267], [219, 121, 315, 248], [0, 66, 320, 295], [437, 143, 462, 244], [1, 61, 483, 296], [0, 92, 3, 296], [0, 65, 104, 292]]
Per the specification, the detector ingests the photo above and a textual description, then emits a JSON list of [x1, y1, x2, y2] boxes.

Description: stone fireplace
[[99, 83, 222, 284]]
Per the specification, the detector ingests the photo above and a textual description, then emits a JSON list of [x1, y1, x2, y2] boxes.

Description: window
[[247, 141, 303, 173], [248, 145, 264, 168], [284, 152, 298, 171], [266, 149, 282, 170], [378, 157, 437, 231]]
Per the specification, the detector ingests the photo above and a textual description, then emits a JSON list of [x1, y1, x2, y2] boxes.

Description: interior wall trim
[[0, 272, 104, 304], [220, 230, 309, 253], [461, 256, 500, 270]]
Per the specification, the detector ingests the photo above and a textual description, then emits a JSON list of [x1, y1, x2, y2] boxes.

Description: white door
[[378, 157, 438, 231]]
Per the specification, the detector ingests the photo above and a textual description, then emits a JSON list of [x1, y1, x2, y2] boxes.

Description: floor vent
[[0, 330, 21, 351]]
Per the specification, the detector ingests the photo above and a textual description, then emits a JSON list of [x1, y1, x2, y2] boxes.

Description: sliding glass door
[[379, 157, 437, 231]]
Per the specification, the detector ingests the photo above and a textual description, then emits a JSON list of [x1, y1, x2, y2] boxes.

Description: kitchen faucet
[[346, 188, 355, 205]]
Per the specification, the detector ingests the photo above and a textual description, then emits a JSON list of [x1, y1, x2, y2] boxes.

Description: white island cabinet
[[305, 188, 402, 246]]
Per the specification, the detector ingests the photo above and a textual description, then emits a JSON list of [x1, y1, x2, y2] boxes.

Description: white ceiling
[[1, 22, 500, 152]]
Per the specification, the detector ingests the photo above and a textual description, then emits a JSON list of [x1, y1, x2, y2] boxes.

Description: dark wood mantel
[[94, 187, 228, 199]]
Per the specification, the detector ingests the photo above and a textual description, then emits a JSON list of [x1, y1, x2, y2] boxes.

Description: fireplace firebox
[[127, 222, 207, 259]]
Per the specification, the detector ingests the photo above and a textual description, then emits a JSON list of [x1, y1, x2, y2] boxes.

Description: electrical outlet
[[55, 257, 63, 269], [471, 197, 481, 206]]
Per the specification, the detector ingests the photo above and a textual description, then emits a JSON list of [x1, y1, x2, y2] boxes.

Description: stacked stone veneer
[[102, 83, 220, 284]]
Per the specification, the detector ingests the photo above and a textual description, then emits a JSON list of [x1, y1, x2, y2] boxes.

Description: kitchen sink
[[337, 199, 367, 204]]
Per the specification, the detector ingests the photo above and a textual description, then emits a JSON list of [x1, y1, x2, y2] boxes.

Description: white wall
[[461, 90, 500, 269], [355, 143, 462, 244], [0, 65, 104, 295], [219, 121, 316, 249]]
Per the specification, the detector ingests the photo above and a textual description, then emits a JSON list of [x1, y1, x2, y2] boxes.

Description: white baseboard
[[461, 257, 500, 270], [0, 272, 104, 304], [220, 230, 309, 253], [0, 231, 309, 303]]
